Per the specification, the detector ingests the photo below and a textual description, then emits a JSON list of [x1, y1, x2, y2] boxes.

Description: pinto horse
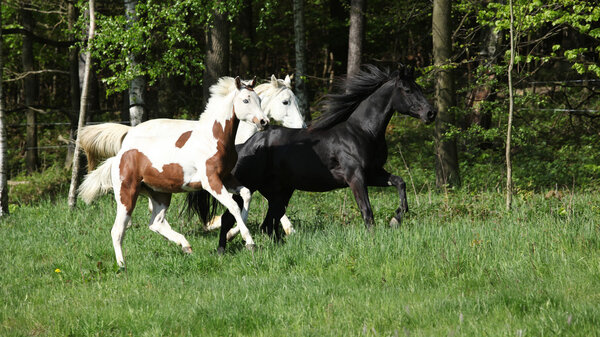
[[78, 75, 305, 171], [78, 77, 268, 268], [187, 65, 436, 251]]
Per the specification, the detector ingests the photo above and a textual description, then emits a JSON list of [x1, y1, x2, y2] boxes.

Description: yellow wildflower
[[54, 268, 61, 273]]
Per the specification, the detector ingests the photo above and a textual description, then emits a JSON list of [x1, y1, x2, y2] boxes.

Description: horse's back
[[236, 126, 346, 192]]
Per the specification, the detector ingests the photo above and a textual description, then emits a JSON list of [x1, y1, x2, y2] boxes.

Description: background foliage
[[1, 0, 599, 198]]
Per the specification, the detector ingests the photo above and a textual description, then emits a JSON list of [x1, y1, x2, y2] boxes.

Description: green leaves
[[88, 0, 247, 94]]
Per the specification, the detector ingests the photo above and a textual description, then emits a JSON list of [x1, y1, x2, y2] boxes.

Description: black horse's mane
[[309, 64, 412, 131]]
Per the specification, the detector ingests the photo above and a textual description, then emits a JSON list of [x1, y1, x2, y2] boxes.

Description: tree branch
[[1, 28, 79, 48]]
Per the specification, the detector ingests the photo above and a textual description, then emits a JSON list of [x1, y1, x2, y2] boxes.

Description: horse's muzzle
[[253, 117, 269, 130], [424, 110, 437, 124]]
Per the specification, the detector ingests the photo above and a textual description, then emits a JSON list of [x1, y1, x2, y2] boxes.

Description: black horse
[[188, 65, 436, 251]]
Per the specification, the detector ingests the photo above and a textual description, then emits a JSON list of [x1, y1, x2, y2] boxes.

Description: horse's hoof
[[389, 217, 401, 228], [182, 246, 193, 254], [245, 244, 256, 252], [217, 247, 225, 255]]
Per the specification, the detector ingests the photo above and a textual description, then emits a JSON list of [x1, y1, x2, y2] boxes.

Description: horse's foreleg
[[210, 186, 252, 234], [219, 208, 236, 253], [148, 192, 192, 254], [367, 169, 407, 227], [208, 188, 255, 249]]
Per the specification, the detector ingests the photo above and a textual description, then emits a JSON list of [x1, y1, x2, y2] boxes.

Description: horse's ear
[[235, 76, 242, 90], [270, 74, 277, 84], [284, 74, 291, 87], [250, 76, 257, 88]]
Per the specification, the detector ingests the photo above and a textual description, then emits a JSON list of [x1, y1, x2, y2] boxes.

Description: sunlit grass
[[1, 188, 599, 336]]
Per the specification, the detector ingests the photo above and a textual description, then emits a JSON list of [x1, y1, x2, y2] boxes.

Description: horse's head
[[392, 67, 436, 124], [256, 75, 306, 129], [233, 76, 269, 130]]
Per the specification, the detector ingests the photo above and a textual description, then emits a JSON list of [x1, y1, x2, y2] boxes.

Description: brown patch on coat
[[119, 149, 185, 214], [205, 114, 239, 194], [175, 130, 193, 148]]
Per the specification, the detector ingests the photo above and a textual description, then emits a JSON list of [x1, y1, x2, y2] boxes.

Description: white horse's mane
[[255, 78, 291, 97], [200, 77, 239, 123]]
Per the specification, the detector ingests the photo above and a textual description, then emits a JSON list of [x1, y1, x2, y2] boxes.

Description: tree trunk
[[347, 0, 365, 77], [432, 0, 460, 188], [125, 0, 145, 126], [21, 3, 39, 173], [293, 0, 310, 120], [0, 0, 9, 216], [203, 6, 229, 109], [329, 0, 347, 77], [506, 0, 515, 210], [68, 0, 95, 209], [468, 25, 500, 130], [66, 1, 80, 169], [238, 0, 253, 77]]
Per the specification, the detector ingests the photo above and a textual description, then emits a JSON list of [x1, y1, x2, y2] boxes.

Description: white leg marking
[[205, 215, 222, 231], [209, 188, 255, 246], [223, 187, 253, 241], [239, 187, 253, 222], [112, 205, 130, 268], [148, 198, 192, 253], [280, 214, 295, 235]]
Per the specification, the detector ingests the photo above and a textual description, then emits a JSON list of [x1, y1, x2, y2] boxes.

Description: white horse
[[205, 75, 306, 236], [78, 77, 268, 268], [79, 75, 306, 238], [236, 75, 305, 143]]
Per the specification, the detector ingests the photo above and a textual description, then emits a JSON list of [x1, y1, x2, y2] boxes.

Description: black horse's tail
[[183, 190, 220, 225]]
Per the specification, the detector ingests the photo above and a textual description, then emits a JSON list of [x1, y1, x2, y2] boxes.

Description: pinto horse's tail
[[183, 191, 220, 226], [78, 157, 115, 204], [79, 123, 130, 171]]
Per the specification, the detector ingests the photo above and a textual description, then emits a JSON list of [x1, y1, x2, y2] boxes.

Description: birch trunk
[[506, 0, 515, 210], [68, 0, 96, 209], [125, 0, 145, 126]]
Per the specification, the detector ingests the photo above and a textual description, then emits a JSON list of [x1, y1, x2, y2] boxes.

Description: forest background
[[0, 0, 599, 208]]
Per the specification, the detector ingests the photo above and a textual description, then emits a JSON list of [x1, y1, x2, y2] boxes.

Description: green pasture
[[1, 187, 599, 336]]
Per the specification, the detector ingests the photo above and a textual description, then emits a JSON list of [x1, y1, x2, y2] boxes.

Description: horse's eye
[[243, 99, 249, 104], [282, 101, 289, 105]]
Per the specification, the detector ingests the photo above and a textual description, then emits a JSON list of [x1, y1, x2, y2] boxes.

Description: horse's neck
[[346, 82, 395, 139], [200, 93, 239, 146], [235, 121, 259, 144]]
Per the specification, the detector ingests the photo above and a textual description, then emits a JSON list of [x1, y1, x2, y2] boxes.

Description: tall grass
[[1, 187, 599, 336]]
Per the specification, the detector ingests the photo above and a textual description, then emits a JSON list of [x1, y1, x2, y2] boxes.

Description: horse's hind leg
[[112, 204, 131, 268], [347, 172, 375, 229], [259, 191, 293, 240], [280, 214, 295, 235], [147, 192, 192, 254]]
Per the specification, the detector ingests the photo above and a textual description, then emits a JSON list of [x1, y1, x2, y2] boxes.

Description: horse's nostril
[[260, 119, 268, 126], [428, 110, 436, 119]]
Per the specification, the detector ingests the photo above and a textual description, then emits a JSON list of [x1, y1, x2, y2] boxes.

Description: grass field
[[1, 186, 599, 336]]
